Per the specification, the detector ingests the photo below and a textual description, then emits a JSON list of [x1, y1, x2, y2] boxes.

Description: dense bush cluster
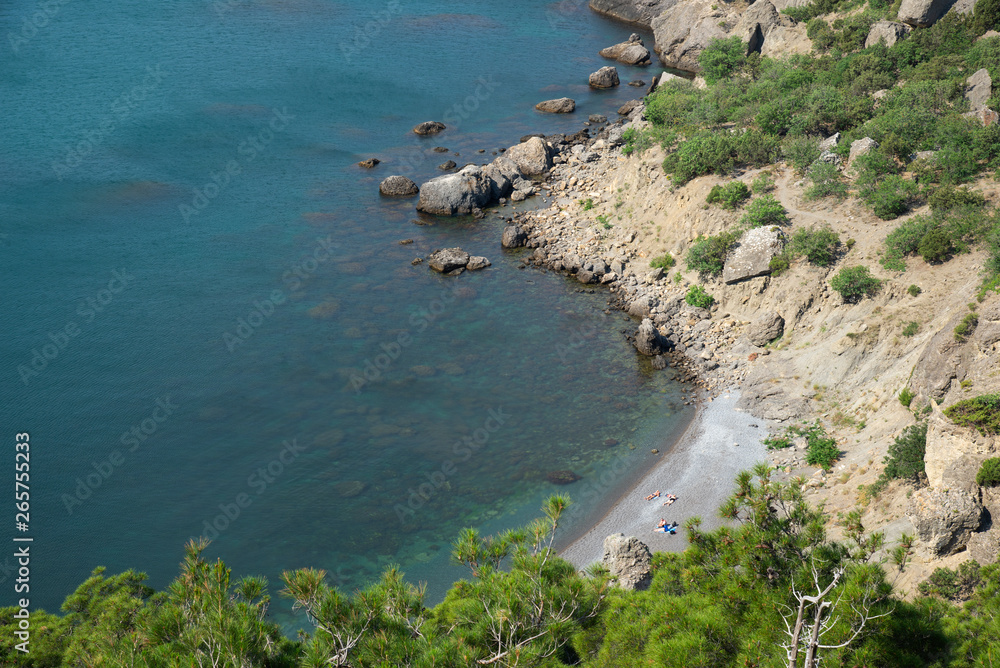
[[830, 265, 882, 302], [706, 180, 751, 209], [944, 393, 1000, 434], [977, 457, 1000, 486]]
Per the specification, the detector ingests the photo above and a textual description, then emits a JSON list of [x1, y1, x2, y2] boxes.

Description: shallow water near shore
[[1, 0, 691, 620]]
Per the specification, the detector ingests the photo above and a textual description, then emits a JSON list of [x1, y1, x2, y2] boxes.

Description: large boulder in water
[[601, 533, 652, 590], [600, 34, 652, 65], [589, 66, 621, 88], [722, 226, 785, 284], [413, 121, 446, 135], [379, 175, 419, 197], [417, 166, 493, 215], [634, 318, 669, 356], [501, 225, 528, 248], [504, 137, 553, 176], [535, 97, 576, 113], [426, 248, 470, 273]]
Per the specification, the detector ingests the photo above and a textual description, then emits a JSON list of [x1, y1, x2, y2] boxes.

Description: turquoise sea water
[[0, 0, 692, 621]]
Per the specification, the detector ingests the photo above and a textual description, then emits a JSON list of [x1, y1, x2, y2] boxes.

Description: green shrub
[[882, 216, 936, 271], [899, 388, 915, 407], [581, 198, 593, 211], [686, 231, 739, 276], [698, 36, 747, 84], [902, 321, 920, 337], [804, 161, 848, 200], [769, 250, 792, 276], [790, 226, 840, 266], [918, 561, 983, 601], [763, 434, 793, 449], [944, 394, 1000, 434], [830, 266, 882, 302], [685, 284, 715, 308], [972, 0, 1000, 34], [883, 423, 927, 480], [783, 135, 822, 175], [621, 127, 653, 156], [929, 185, 986, 213], [976, 458, 1000, 486], [918, 227, 953, 263], [806, 17, 835, 51], [739, 194, 789, 228], [650, 254, 676, 270], [706, 181, 751, 209], [801, 423, 839, 470], [908, 284, 922, 296], [862, 174, 919, 220], [954, 313, 978, 341], [751, 172, 775, 193]]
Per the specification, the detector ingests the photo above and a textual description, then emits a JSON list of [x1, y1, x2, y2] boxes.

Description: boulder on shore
[[416, 166, 492, 215], [501, 225, 528, 248], [413, 121, 446, 135], [601, 533, 652, 591], [379, 175, 419, 197], [504, 137, 553, 176], [722, 226, 785, 284], [535, 97, 576, 113], [426, 248, 470, 274], [634, 318, 669, 356], [746, 311, 784, 346], [589, 66, 621, 88]]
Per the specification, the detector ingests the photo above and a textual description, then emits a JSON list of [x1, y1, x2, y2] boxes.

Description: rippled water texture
[[0, 0, 692, 618]]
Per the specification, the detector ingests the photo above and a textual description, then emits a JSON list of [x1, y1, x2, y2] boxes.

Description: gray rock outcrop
[[504, 137, 553, 176], [426, 248, 471, 274], [722, 226, 785, 284], [907, 487, 983, 555], [501, 225, 528, 248], [746, 311, 785, 346], [416, 166, 492, 215], [924, 400, 998, 491], [588, 0, 672, 28], [634, 318, 669, 356], [897, 0, 959, 26], [865, 20, 910, 48], [846, 137, 879, 171], [973, 298, 1000, 352], [482, 156, 523, 200], [965, 68, 993, 111], [963, 108, 1000, 126], [379, 175, 419, 197], [601, 533, 652, 590], [652, 0, 729, 73], [535, 98, 576, 113], [413, 121, 446, 135], [589, 66, 621, 88], [600, 35, 652, 65]]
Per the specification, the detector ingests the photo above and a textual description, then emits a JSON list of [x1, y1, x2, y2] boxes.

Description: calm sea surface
[[0, 0, 692, 622]]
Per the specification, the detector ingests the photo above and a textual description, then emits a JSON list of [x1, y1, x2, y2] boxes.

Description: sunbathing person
[[644, 490, 661, 501], [662, 493, 678, 506]]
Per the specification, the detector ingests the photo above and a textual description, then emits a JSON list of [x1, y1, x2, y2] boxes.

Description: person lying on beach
[[644, 490, 661, 501], [662, 494, 678, 506], [657, 518, 667, 528], [654, 522, 677, 534]]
